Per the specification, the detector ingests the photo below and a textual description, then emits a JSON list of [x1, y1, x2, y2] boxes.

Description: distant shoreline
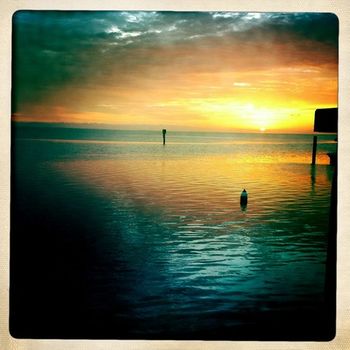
[[11, 120, 325, 135]]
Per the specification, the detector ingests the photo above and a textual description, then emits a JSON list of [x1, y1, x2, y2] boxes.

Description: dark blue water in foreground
[[11, 124, 336, 339]]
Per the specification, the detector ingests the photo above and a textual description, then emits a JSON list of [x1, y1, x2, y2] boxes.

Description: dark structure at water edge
[[312, 108, 337, 165]]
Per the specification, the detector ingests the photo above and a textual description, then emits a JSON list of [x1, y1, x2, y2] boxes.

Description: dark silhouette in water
[[240, 189, 248, 206], [162, 129, 166, 145], [312, 108, 337, 165]]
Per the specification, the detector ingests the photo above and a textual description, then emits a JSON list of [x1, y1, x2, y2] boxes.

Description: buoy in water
[[240, 189, 248, 206]]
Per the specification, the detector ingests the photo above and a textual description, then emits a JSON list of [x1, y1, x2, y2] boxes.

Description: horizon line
[[11, 120, 321, 135]]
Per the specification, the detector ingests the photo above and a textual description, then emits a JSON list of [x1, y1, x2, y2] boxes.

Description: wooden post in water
[[312, 135, 317, 165], [162, 129, 166, 145]]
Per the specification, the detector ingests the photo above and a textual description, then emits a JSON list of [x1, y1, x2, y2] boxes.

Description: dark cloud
[[265, 12, 338, 46]]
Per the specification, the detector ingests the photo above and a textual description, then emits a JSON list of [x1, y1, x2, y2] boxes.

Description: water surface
[[11, 125, 336, 339]]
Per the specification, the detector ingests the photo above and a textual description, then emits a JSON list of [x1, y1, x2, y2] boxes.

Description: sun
[[259, 127, 266, 132]]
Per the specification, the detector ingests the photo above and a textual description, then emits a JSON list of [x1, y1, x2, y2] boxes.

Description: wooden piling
[[312, 135, 317, 165], [162, 129, 166, 145]]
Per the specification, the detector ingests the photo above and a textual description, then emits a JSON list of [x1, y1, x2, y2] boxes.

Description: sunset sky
[[12, 11, 338, 132]]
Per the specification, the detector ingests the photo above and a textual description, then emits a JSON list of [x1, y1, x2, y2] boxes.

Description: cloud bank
[[12, 11, 338, 131]]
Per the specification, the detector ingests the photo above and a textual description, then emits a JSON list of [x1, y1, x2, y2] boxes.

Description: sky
[[12, 11, 338, 132]]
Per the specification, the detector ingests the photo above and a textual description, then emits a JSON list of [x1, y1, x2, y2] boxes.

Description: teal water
[[11, 124, 336, 339]]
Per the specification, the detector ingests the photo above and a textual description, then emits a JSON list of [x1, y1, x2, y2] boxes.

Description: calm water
[[11, 125, 337, 339]]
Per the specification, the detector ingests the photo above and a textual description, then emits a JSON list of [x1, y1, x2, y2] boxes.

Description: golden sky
[[12, 11, 338, 132]]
